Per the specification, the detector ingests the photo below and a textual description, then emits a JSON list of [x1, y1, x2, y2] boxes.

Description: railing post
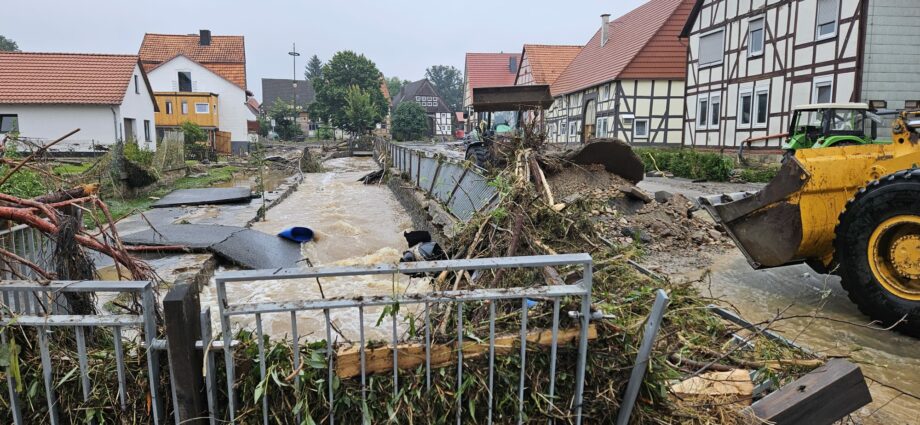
[[164, 282, 206, 424]]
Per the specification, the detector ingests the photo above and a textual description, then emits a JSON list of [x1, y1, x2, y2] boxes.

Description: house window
[[195, 103, 210, 114], [165, 101, 173, 114], [710, 94, 721, 127], [698, 96, 709, 128], [748, 18, 764, 57], [178, 72, 192, 92], [813, 77, 834, 103], [143, 120, 151, 142], [0, 115, 18, 133], [816, 0, 838, 39], [568, 121, 577, 136], [633, 119, 649, 139], [754, 88, 770, 127], [596, 117, 608, 137], [739, 91, 753, 126], [600, 84, 610, 101], [621, 113, 635, 127], [134, 75, 140, 94], [181, 101, 188, 114], [699, 28, 725, 67]]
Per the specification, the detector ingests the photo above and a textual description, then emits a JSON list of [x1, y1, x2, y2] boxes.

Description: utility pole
[[288, 43, 301, 135]]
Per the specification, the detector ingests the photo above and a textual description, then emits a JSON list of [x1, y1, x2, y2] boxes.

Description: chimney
[[509, 56, 518, 73], [199, 29, 211, 46], [600, 14, 610, 47]]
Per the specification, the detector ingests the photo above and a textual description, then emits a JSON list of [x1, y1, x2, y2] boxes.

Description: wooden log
[[742, 358, 871, 425], [335, 324, 598, 379]]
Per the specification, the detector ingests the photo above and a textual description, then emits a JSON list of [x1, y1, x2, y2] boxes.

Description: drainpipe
[[111, 107, 121, 141]]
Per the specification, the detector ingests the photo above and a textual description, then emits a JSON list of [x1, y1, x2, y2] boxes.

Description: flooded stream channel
[[200, 157, 428, 342]]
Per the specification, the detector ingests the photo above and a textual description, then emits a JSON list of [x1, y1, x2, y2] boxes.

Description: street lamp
[[288, 43, 301, 133]]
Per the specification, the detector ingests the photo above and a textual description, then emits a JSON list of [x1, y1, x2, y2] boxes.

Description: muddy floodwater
[[703, 252, 920, 424], [200, 157, 428, 342]]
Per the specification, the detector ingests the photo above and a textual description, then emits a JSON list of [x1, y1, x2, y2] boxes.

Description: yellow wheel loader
[[700, 110, 920, 336]]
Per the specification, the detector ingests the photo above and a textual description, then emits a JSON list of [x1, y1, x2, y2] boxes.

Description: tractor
[[782, 103, 885, 156]]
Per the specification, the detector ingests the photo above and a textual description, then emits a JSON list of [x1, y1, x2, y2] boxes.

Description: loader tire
[[466, 144, 490, 169], [834, 168, 920, 337]]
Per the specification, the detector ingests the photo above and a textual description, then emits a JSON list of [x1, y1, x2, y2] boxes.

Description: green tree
[[391, 102, 429, 141], [343, 85, 379, 136], [0, 35, 18, 52], [257, 115, 271, 137], [267, 99, 303, 141], [309, 51, 387, 130], [180, 121, 207, 143], [386, 76, 409, 99], [425, 65, 463, 112], [304, 54, 323, 81]]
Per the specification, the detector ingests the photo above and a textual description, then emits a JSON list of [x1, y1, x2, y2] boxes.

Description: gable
[[618, 0, 695, 79], [147, 55, 244, 95], [139, 33, 247, 89]]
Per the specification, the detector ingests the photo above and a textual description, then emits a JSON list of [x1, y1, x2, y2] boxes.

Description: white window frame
[[812, 76, 834, 104], [753, 87, 770, 128], [596, 117, 607, 137], [165, 101, 173, 114], [633, 118, 649, 139], [181, 101, 188, 115], [134, 75, 140, 94], [143, 120, 151, 142], [698, 28, 725, 68], [621, 113, 635, 127], [709, 93, 721, 128], [697, 95, 710, 129], [195, 103, 209, 114], [0, 114, 18, 134], [816, 0, 839, 40], [600, 84, 610, 101], [748, 17, 765, 57], [568, 121, 577, 136], [738, 89, 753, 128]]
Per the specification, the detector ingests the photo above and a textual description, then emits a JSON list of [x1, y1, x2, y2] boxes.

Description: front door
[[583, 99, 596, 142], [123, 118, 136, 142]]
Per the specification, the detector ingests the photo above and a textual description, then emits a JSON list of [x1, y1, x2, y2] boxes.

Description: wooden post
[[743, 359, 872, 425], [164, 282, 206, 423]]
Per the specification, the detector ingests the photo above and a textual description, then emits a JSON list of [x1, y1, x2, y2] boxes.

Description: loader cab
[[784, 103, 880, 151]]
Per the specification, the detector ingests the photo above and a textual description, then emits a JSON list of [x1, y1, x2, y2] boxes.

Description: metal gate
[[0, 224, 55, 281], [0, 279, 164, 424], [212, 254, 594, 424]]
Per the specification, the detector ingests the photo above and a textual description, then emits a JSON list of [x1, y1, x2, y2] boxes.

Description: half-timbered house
[[392, 79, 453, 137], [462, 53, 520, 132], [680, 0, 920, 149], [514, 44, 582, 137], [547, 0, 695, 144]]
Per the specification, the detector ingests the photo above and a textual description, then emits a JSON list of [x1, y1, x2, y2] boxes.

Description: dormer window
[[178, 72, 192, 92]]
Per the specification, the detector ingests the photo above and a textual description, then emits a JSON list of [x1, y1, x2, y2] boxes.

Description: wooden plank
[[743, 358, 871, 425], [335, 324, 597, 379]]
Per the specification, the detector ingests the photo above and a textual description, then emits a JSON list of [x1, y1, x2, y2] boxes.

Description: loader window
[[829, 109, 866, 135]]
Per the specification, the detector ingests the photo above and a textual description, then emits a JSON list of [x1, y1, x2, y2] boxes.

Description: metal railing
[[213, 254, 595, 424], [377, 140, 498, 222], [0, 224, 55, 282], [0, 279, 163, 424]]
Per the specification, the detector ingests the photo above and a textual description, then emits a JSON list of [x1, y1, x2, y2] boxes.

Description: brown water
[[200, 157, 427, 342], [704, 252, 920, 424], [213, 167, 289, 192]]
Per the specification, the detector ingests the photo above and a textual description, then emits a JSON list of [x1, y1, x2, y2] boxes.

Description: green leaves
[[391, 102, 429, 141], [311, 51, 387, 130]]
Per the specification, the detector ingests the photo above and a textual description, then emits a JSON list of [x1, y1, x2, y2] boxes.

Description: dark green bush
[[634, 147, 735, 182]]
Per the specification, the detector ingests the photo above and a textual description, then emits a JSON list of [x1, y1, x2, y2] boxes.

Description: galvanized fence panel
[[379, 142, 497, 223], [0, 280, 164, 425], [211, 254, 595, 425], [0, 224, 55, 281]]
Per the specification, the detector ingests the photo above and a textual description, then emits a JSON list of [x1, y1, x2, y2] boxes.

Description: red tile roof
[[551, 0, 694, 96], [518, 44, 582, 87], [0, 52, 147, 105], [465, 53, 521, 89], [139, 33, 247, 89]]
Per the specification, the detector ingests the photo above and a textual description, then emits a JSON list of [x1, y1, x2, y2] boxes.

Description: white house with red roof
[[139, 30, 252, 146], [0, 52, 158, 153], [547, 0, 695, 144], [462, 52, 521, 131]]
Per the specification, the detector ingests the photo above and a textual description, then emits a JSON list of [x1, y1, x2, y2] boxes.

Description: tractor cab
[[783, 103, 881, 151]]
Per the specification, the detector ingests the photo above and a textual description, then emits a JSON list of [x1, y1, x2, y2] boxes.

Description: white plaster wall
[[119, 63, 158, 151], [147, 55, 249, 142], [0, 104, 118, 151]]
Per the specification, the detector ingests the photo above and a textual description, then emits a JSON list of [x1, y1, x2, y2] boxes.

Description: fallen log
[[335, 324, 598, 379], [33, 184, 100, 204]]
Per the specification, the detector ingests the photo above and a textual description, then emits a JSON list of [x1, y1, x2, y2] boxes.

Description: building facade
[[392, 79, 453, 137], [547, 0, 694, 145], [261, 78, 316, 137], [680, 0, 920, 149], [514, 44, 582, 133], [463, 53, 520, 132], [0, 52, 158, 152], [140, 31, 253, 145]]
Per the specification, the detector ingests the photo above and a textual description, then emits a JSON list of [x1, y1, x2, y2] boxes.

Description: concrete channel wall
[[376, 140, 498, 223]]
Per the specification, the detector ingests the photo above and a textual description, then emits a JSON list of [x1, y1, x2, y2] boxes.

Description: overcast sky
[[4, 0, 647, 100]]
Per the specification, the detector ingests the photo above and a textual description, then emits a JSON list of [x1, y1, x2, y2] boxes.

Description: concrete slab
[[151, 187, 252, 208], [120, 224, 303, 269]]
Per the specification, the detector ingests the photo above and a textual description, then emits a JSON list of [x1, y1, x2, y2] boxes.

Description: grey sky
[[4, 0, 647, 100]]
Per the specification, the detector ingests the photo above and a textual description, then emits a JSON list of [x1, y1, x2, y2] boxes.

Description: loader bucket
[[567, 139, 645, 184], [699, 158, 810, 269]]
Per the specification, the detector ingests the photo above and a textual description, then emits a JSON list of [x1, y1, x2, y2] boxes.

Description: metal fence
[[0, 279, 164, 424], [213, 254, 595, 424], [0, 224, 55, 281], [378, 140, 498, 222]]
